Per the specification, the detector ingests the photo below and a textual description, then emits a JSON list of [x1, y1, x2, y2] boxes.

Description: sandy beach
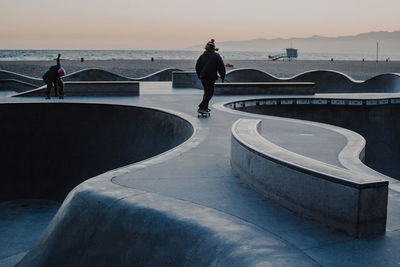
[[0, 59, 399, 81]]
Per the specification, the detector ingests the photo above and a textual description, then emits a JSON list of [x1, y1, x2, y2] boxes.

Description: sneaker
[[45, 95, 50, 99], [198, 109, 208, 114], [206, 108, 211, 112], [59, 95, 64, 99]]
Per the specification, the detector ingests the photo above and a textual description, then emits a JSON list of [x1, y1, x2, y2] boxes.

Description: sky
[[1, 0, 399, 49]]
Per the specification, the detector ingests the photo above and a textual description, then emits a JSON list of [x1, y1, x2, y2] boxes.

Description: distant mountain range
[[188, 31, 400, 55]]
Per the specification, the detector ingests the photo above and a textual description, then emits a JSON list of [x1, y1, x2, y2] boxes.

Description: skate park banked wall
[[0, 103, 193, 202]]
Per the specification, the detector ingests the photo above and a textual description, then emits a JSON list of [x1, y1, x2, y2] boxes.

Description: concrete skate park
[[1, 68, 400, 266]]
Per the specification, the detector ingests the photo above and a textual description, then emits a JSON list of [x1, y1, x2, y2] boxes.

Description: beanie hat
[[205, 39, 219, 51], [207, 39, 215, 48], [58, 67, 66, 76]]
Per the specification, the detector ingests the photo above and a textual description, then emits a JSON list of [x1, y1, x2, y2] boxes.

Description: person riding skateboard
[[42, 54, 66, 99], [195, 39, 226, 114]]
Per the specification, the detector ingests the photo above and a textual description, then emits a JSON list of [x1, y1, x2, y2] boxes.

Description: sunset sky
[[1, 0, 399, 49]]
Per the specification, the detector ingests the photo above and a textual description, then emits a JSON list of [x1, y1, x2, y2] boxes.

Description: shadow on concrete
[[0, 103, 193, 202]]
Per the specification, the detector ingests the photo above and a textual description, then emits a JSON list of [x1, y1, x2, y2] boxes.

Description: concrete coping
[[172, 71, 195, 74], [224, 97, 400, 108], [12, 81, 140, 97], [215, 82, 315, 86], [64, 81, 139, 84], [231, 119, 388, 189]]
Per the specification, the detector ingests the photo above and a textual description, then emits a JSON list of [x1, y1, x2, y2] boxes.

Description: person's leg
[[198, 79, 208, 110], [44, 79, 52, 99], [199, 79, 214, 110], [58, 78, 64, 98], [54, 82, 58, 97], [202, 79, 214, 110]]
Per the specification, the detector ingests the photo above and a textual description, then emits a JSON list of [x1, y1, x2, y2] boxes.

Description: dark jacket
[[43, 57, 61, 83], [195, 51, 226, 81], [43, 64, 60, 83]]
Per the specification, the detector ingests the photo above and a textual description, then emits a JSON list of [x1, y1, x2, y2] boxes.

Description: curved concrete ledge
[[231, 119, 388, 237], [172, 68, 400, 93], [226, 96, 400, 181]]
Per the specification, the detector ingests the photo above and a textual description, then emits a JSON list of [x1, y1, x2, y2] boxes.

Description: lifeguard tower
[[269, 48, 298, 61]]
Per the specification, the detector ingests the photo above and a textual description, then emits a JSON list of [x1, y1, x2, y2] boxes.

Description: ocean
[[0, 50, 397, 61]]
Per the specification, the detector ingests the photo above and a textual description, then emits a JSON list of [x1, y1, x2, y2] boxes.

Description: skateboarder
[[195, 39, 226, 115], [42, 54, 66, 99]]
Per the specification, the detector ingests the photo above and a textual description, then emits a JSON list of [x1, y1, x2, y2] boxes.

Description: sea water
[[0, 50, 397, 61]]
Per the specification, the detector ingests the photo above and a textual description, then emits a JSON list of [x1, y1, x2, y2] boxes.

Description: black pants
[[199, 79, 215, 110], [44, 78, 64, 97]]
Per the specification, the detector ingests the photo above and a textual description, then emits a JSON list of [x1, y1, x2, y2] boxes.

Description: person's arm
[[195, 56, 202, 79], [217, 55, 226, 82]]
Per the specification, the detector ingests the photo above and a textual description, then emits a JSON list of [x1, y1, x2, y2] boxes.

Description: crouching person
[[42, 53, 66, 99]]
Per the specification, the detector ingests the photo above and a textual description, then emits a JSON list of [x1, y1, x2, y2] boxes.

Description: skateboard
[[197, 110, 210, 118]]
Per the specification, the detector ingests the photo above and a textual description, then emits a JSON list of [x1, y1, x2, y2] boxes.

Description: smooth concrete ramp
[[17, 183, 316, 267]]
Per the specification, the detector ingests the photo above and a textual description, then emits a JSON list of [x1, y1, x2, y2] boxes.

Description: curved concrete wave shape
[[64, 68, 183, 82], [224, 68, 400, 93], [63, 68, 132, 81], [0, 68, 183, 92], [0, 70, 43, 87], [135, 68, 183, 81], [225, 68, 282, 82]]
